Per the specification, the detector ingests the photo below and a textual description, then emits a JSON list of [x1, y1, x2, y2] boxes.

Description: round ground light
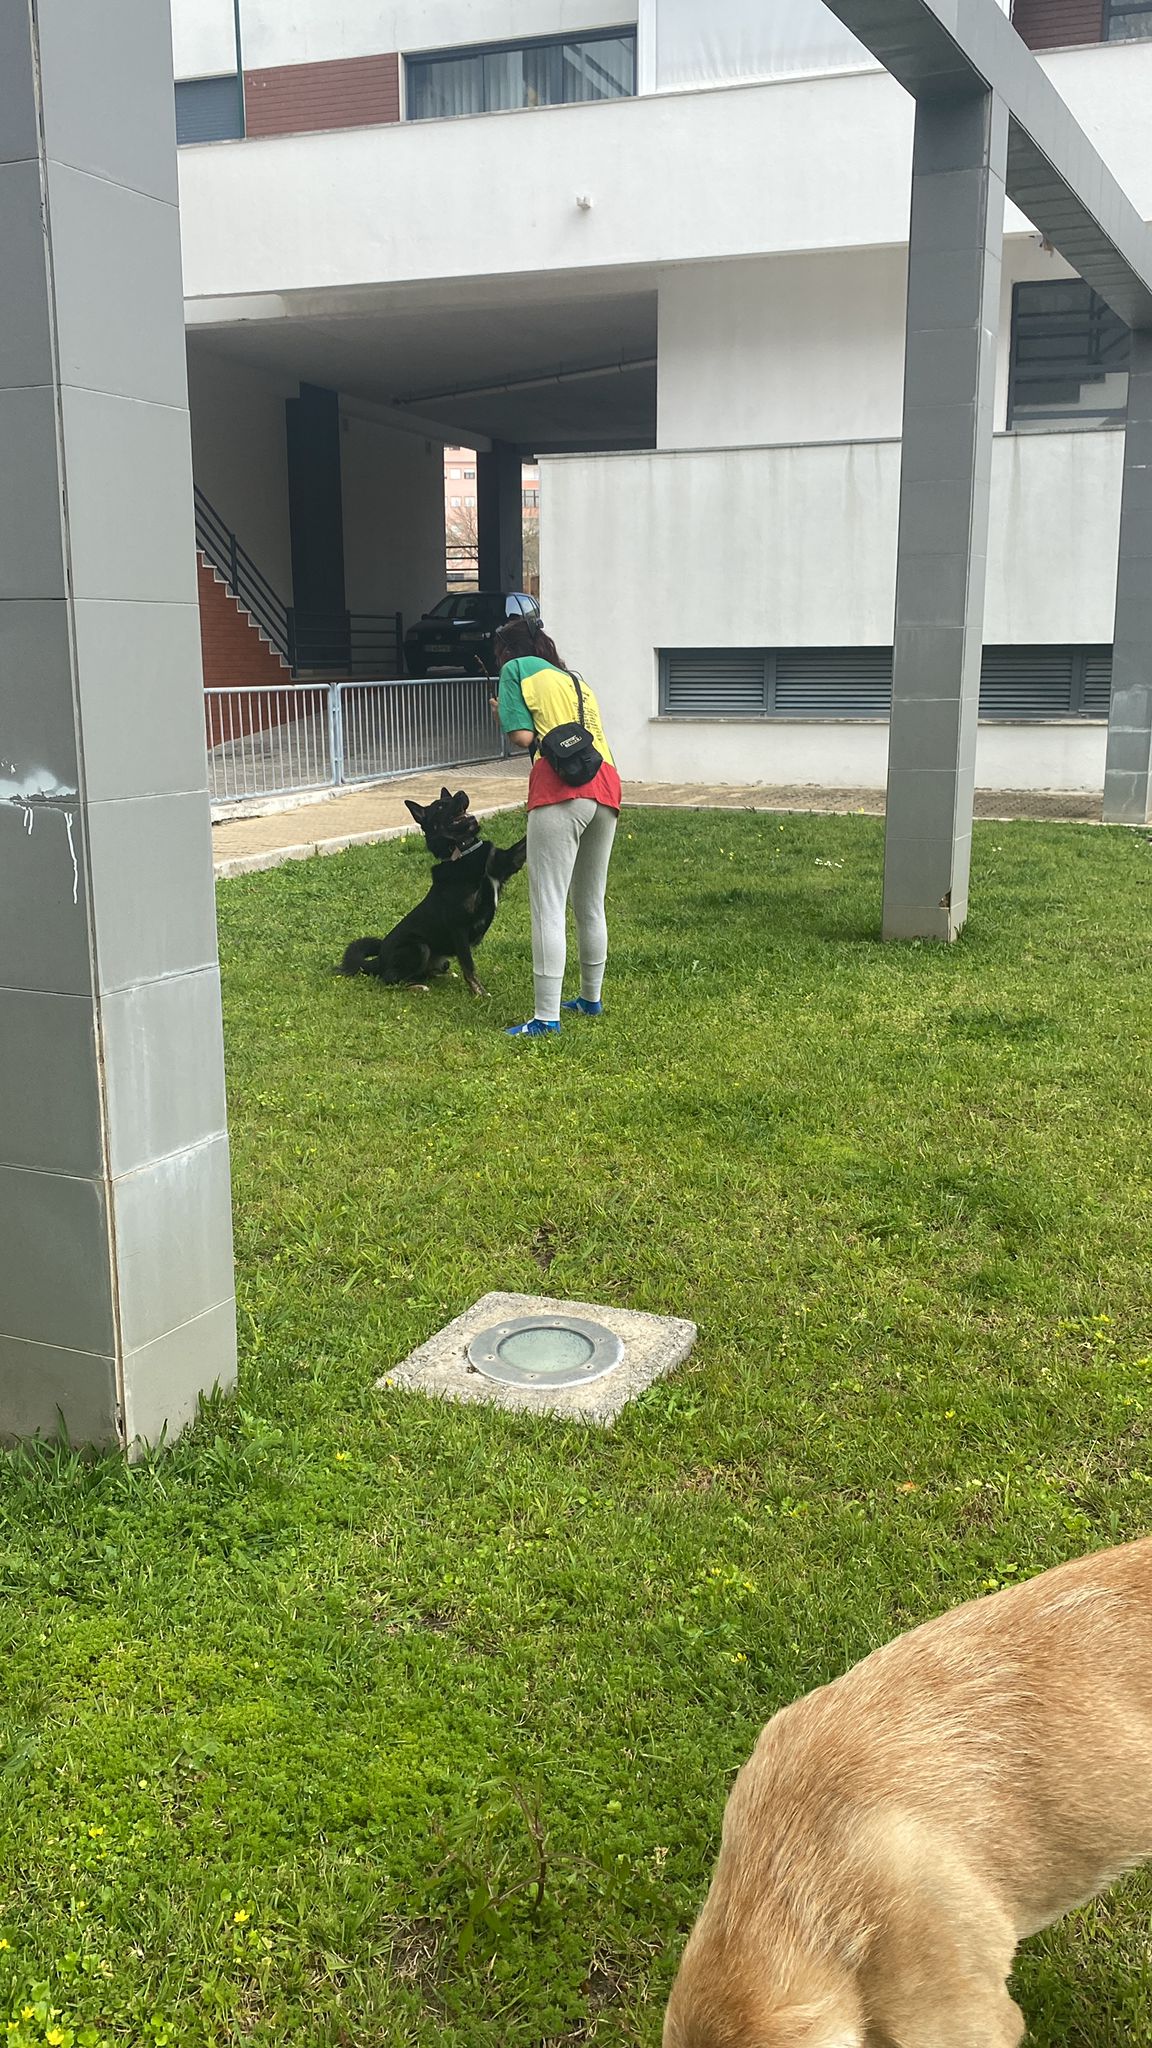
[[466, 1313, 624, 1390]]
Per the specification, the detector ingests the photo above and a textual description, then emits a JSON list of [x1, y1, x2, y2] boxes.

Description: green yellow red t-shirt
[[497, 656, 622, 811]]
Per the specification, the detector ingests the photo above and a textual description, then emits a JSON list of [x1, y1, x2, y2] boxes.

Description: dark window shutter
[[1079, 647, 1113, 715], [774, 648, 892, 716], [175, 75, 244, 145], [978, 646, 1074, 717], [661, 646, 1112, 720], [662, 651, 768, 715]]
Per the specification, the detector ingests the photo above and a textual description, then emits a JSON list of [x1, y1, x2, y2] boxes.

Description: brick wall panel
[[198, 556, 305, 749], [1012, 0, 1105, 49], [243, 54, 400, 138]]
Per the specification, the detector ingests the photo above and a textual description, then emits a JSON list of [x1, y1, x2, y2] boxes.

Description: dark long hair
[[493, 616, 566, 670]]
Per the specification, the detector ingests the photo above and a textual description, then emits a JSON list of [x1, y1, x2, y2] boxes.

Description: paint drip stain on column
[[1, 765, 80, 904]]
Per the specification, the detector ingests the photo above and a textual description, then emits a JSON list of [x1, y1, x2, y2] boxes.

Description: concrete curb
[[213, 801, 525, 879]]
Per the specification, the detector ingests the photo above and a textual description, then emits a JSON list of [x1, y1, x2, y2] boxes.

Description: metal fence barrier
[[205, 676, 502, 804]]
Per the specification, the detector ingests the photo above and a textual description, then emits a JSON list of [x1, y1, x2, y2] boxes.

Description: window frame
[[1007, 278, 1130, 430], [1103, 0, 1152, 40], [404, 25, 637, 123]]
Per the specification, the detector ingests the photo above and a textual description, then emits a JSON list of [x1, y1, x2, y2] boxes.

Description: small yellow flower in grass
[[944, 1410, 956, 1421], [333, 1451, 350, 1463], [897, 1481, 920, 1494], [47, 2029, 65, 2045], [0, 1936, 9, 1949], [21, 2009, 35, 2023], [730, 1652, 747, 1664], [87, 1826, 105, 1838], [233, 1907, 250, 1925]]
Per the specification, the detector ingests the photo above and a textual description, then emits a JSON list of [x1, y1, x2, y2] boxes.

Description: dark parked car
[[404, 591, 540, 678]]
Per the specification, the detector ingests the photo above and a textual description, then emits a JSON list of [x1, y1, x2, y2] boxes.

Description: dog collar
[[449, 837, 484, 862]]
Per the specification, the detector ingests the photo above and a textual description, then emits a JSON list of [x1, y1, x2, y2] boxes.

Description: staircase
[[193, 483, 405, 681], [196, 554, 293, 688]]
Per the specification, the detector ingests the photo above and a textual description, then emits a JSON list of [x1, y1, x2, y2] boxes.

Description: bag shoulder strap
[[563, 668, 587, 730]]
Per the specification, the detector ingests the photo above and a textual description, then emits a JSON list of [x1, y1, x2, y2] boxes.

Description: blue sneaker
[[561, 998, 603, 1017], [505, 1019, 561, 1038]]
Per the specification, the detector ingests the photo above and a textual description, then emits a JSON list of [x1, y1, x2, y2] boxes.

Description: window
[[175, 75, 244, 145], [464, 468, 476, 479], [1105, 0, 1152, 39], [1008, 279, 1129, 428], [450, 496, 462, 507], [449, 467, 461, 478], [659, 647, 1113, 721], [407, 29, 636, 121], [522, 488, 540, 510]]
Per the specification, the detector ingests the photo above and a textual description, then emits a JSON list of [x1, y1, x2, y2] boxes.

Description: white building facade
[[174, 0, 1152, 791]]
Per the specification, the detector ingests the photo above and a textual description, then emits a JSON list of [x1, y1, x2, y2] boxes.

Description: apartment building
[[174, 0, 1152, 789]]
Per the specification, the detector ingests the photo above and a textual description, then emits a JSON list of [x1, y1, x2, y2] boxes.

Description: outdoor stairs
[[196, 552, 292, 688]]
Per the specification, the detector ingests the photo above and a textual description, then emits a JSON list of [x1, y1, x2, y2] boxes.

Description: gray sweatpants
[[526, 799, 618, 1021]]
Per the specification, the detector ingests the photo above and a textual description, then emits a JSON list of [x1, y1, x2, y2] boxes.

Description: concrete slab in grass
[[377, 1290, 696, 1427]]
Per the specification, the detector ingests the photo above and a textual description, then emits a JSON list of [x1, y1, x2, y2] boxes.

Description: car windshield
[[421, 594, 515, 625]]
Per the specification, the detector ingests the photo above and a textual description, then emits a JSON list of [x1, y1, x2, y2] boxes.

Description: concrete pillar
[[476, 442, 524, 591], [0, 0, 236, 1448], [1102, 328, 1152, 827], [286, 381, 346, 630], [883, 90, 1007, 942]]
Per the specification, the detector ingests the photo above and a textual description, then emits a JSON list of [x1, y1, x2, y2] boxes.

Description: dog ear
[[405, 799, 426, 823], [440, 786, 452, 804], [452, 790, 469, 815]]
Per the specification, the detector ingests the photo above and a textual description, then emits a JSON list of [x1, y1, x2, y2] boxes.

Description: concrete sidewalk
[[211, 763, 1105, 877]]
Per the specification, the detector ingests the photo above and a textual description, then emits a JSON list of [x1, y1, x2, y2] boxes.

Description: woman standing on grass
[[491, 616, 621, 1038]]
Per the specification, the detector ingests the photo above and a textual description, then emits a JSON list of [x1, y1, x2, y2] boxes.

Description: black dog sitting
[[338, 787, 527, 998]]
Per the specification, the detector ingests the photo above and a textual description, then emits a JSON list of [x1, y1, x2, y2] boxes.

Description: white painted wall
[[539, 432, 1122, 789], [172, 0, 236, 81], [179, 73, 918, 299], [657, 249, 909, 450], [340, 412, 447, 627], [234, 0, 635, 71], [656, 235, 1083, 451], [172, 0, 1009, 89], [186, 350, 295, 600], [637, 0, 871, 94], [1044, 40, 1152, 208], [177, 41, 1152, 305], [636, 717, 1106, 793]]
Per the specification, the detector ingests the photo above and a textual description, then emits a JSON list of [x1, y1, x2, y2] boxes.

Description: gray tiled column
[[1102, 328, 1152, 827], [0, 0, 236, 1448], [883, 90, 1007, 942]]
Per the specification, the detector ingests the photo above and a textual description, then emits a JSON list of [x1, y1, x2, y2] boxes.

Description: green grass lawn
[[3, 806, 1152, 2047]]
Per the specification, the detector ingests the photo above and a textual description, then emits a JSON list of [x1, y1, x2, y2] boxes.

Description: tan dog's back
[[664, 1538, 1152, 2048]]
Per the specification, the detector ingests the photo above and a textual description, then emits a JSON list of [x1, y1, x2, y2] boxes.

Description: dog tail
[[337, 936, 385, 976]]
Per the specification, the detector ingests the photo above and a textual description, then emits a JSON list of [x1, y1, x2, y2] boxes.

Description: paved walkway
[[211, 762, 1104, 876]]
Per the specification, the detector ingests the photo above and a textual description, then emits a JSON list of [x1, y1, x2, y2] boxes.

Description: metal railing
[[288, 609, 404, 677], [195, 486, 292, 661], [195, 486, 404, 679], [205, 675, 501, 804]]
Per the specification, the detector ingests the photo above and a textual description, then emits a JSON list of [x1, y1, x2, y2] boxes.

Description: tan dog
[[664, 1538, 1152, 2048]]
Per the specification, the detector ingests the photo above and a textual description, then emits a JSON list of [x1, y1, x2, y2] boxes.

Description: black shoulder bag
[[539, 670, 604, 788]]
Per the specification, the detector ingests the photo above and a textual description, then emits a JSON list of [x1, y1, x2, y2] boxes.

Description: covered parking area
[[184, 267, 658, 635]]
